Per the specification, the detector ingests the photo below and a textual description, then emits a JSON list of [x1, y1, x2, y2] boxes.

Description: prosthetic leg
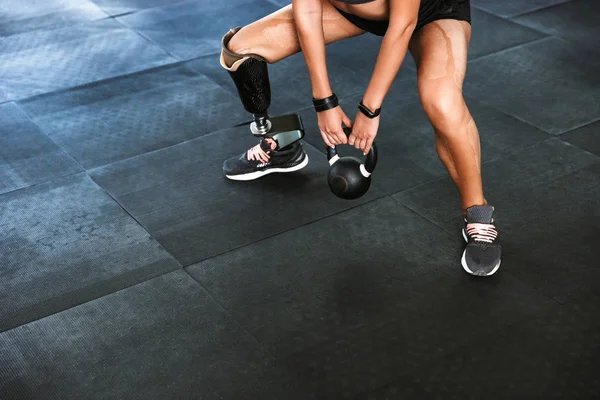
[[220, 27, 308, 181]]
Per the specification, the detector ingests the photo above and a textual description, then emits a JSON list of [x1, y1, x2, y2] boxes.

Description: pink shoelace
[[466, 222, 498, 244], [246, 139, 276, 163]]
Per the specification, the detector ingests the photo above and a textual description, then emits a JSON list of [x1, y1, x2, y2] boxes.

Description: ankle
[[462, 198, 489, 216]]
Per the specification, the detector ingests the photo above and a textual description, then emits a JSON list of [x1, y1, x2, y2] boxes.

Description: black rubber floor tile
[[117, 0, 279, 61], [471, 0, 571, 18], [0, 0, 108, 37], [0, 102, 82, 195], [469, 8, 547, 60], [91, 0, 193, 16], [562, 120, 600, 156], [187, 197, 461, 357], [463, 96, 553, 160], [513, 0, 600, 51], [0, 19, 176, 101], [394, 138, 600, 235], [89, 128, 385, 266], [187, 33, 391, 117], [464, 37, 600, 135], [305, 95, 550, 197], [365, 298, 600, 400], [284, 270, 554, 399], [500, 162, 600, 303], [562, 285, 600, 313], [19, 64, 246, 169], [0, 173, 180, 332], [0, 270, 312, 400]]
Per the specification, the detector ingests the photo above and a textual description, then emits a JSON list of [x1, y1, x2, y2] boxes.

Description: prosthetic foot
[[220, 27, 307, 181]]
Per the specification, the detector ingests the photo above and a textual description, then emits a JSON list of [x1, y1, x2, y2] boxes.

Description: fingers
[[321, 128, 344, 148], [318, 108, 350, 148], [325, 126, 346, 146], [364, 136, 375, 155], [328, 132, 340, 148], [353, 137, 364, 154], [320, 130, 334, 148], [347, 130, 361, 150], [348, 133, 354, 147], [347, 132, 372, 154], [358, 138, 367, 154], [342, 113, 353, 129], [325, 128, 372, 153], [333, 126, 348, 145]]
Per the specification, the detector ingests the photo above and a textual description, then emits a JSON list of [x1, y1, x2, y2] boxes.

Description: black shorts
[[333, 0, 471, 36]]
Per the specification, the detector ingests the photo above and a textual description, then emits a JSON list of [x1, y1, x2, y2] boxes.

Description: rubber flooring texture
[[1, 0, 599, 399]]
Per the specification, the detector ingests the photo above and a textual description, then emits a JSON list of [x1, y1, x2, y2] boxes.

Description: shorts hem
[[333, 0, 471, 37]]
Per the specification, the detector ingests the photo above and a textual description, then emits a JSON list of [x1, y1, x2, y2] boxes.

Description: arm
[[361, 0, 420, 111], [292, 0, 333, 99], [292, 0, 353, 147], [348, 0, 420, 153]]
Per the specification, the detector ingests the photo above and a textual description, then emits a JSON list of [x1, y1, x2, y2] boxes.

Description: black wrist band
[[313, 93, 339, 112], [358, 101, 381, 119]]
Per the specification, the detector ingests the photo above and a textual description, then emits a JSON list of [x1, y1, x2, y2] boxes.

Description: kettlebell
[[326, 127, 378, 200]]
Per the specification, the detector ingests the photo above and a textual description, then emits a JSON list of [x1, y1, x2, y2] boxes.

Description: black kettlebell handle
[[326, 126, 378, 174]]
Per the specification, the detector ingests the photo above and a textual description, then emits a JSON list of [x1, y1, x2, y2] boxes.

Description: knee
[[223, 26, 274, 65], [419, 84, 467, 132], [226, 26, 253, 55], [220, 26, 268, 70]]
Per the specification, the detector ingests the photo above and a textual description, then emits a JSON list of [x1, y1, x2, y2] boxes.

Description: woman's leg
[[220, 1, 365, 181], [226, 0, 365, 64], [409, 19, 483, 212], [409, 19, 501, 276]]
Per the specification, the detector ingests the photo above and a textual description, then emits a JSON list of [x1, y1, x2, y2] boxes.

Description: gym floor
[[1, 0, 599, 398]]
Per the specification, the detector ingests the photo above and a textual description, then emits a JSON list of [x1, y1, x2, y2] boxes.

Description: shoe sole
[[461, 229, 501, 277], [225, 155, 309, 181]]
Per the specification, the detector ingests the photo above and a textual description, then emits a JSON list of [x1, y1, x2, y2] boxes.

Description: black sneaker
[[223, 137, 309, 181], [461, 205, 502, 276]]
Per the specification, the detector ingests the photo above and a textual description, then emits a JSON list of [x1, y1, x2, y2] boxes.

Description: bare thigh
[[409, 19, 471, 91], [228, 0, 366, 63]]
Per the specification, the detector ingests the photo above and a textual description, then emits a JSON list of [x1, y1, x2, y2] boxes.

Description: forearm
[[362, 25, 415, 111], [292, 1, 332, 99]]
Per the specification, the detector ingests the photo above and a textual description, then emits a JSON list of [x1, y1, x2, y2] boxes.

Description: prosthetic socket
[[220, 27, 304, 150]]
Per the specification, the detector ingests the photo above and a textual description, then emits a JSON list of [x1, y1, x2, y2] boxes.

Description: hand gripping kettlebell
[[326, 127, 378, 200]]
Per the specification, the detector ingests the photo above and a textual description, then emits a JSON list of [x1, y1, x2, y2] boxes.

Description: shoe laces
[[246, 138, 276, 163], [466, 221, 498, 244]]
